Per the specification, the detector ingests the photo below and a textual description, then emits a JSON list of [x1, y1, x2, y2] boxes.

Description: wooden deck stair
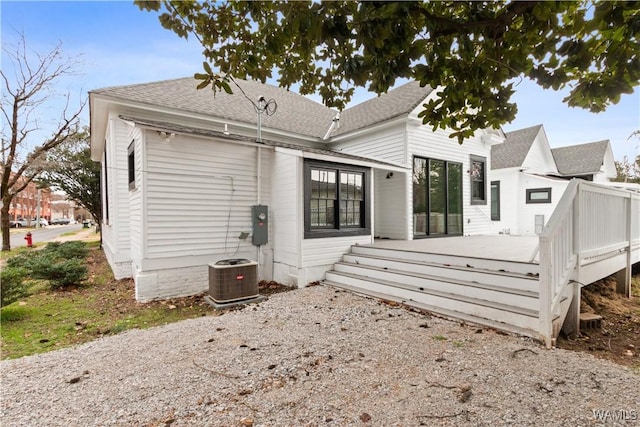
[[323, 244, 543, 339]]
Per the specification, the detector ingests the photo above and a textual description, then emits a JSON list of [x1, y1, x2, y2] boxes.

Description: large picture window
[[305, 161, 370, 238], [470, 155, 486, 205]]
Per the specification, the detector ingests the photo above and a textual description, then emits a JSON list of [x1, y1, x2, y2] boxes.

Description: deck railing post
[[539, 236, 553, 348], [618, 194, 633, 297], [573, 182, 581, 283]]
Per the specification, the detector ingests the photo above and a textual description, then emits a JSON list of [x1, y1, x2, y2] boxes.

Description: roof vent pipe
[[322, 113, 340, 141]]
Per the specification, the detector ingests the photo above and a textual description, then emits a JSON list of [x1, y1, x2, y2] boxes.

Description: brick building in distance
[[7, 174, 52, 222]]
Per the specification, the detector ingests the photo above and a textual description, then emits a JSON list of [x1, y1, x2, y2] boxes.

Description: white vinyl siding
[[100, 117, 133, 279], [113, 119, 133, 253], [271, 150, 300, 268], [489, 169, 520, 234], [521, 131, 557, 174], [144, 131, 260, 258], [128, 126, 144, 264], [303, 235, 371, 267], [374, 169, 409, 239], [407, 120, 494, 236], [332, 122, 406, 165], [517, 175, 568, 235]]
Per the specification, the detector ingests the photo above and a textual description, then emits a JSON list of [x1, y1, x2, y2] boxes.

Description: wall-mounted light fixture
[[386, 172, 394, 179], [158, 131, 176, 143]]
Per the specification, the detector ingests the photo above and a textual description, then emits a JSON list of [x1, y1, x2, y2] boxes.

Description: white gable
[[521, 127, 558, 174]]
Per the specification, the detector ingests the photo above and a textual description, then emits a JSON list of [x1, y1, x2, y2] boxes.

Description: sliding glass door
[[413, 157, 463, 237]]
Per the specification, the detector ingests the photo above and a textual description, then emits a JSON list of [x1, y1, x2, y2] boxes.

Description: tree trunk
[[1, 198, 12, 251]]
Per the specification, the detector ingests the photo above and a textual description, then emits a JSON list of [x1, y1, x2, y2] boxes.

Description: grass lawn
[[1, 245, 215, 359]]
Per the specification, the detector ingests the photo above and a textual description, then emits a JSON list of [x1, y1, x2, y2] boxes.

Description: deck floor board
[[366, 235, 539, 263]]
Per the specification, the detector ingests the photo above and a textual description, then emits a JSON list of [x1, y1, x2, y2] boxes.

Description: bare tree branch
[[1, 32, 85, 251]]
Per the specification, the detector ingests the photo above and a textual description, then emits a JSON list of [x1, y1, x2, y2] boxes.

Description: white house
[[90, 78, 502, 301], [489, 124, 616, 235]]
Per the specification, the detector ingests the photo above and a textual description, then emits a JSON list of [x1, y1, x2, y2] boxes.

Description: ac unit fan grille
[[208, 261, 258, 303]]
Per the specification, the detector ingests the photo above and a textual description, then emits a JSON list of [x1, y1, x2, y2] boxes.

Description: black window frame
[[304, 160, 370, 239], [470, 155, 487, 205], [526, 187, 552, 204], [127, 141, 136, 191], [490, 181, 500, 221]]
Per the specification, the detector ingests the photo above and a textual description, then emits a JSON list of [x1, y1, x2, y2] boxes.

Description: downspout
[[257, 145, 262, 275]]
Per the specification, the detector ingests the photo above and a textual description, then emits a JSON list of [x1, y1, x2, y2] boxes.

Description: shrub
[[42, 241, 88, 260], [38, 259, 88, 289], [6, 253, 31, 269], [5, 241, 89, 290], [1, 267, 29, 308], [28, 254, 88, 289]]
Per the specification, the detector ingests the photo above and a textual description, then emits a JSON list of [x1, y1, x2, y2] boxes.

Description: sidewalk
[[51, 227, 100, 244]]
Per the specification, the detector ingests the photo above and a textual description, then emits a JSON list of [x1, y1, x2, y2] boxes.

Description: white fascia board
[[274, 146, 407, 172], [302, 152, 408, 172], [89, 95, 109, 161], [274, 146, 304, 157]]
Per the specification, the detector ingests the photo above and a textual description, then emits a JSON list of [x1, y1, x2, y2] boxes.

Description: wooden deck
[[324, 181, 639, 347], [364, 235, 540, 263]]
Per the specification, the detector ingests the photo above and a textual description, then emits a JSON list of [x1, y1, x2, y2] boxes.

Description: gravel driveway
[[2, 286, 639, 426]]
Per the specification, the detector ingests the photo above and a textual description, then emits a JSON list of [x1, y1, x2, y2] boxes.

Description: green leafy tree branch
[[136, 1, 640, 142]]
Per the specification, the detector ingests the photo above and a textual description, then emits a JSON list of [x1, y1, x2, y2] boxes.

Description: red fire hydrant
[[24, 232, 33, 248]]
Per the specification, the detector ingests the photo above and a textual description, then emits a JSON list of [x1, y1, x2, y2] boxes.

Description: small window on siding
[[128, 141, 135, 190], [526, 187, 552, 204], [490, 181, 500, 221], [470, 155, 486, 205]]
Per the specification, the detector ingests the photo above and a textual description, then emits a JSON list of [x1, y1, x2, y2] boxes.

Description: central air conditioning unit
[[208, 259, 259, 303]]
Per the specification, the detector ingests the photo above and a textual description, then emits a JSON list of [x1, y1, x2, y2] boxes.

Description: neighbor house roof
[[91, 77, 337, 139], [551, 140, 610, 175], [91, 78, 434, 140], [334, 81, 434, 136], [490, 124, 543, 169]]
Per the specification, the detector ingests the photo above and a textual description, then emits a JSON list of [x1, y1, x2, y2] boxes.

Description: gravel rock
[[2, 286, 639, 426]]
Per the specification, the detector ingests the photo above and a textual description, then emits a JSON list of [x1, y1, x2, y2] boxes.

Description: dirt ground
[[84, 249, 292, 319], [556, 270, 640, 371]]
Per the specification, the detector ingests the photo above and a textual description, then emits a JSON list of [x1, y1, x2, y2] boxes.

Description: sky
[[2, 0, 639, 162]]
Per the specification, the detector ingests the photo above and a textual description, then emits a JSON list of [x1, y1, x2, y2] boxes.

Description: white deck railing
[[538, 180, 640, 347]]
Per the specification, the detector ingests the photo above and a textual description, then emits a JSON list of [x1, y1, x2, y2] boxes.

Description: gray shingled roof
[[91, 78, 434, 140], [491, 124, 543, 169], [334, 81, 434, 136], [91, 77, 337, 139], [552, 140, 609, 175]]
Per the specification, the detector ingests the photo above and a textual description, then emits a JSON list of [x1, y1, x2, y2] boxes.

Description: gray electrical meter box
[[251, 205, 268, 246]]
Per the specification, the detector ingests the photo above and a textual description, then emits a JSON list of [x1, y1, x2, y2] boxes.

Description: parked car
[[32, 218, 49, 226], [9, 218, 29, 228], [51, 218, 71, 225]]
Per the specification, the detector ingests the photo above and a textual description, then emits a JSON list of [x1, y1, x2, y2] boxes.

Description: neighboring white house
[[90, 78, 505, 301], [489, 124, 616, 235]]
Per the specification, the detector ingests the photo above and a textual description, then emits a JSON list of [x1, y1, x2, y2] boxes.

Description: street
[[3, 223, 84, 249]]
